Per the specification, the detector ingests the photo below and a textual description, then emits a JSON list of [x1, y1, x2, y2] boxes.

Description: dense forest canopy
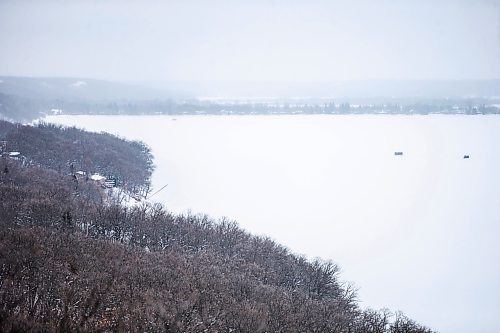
[[0, 120, 154, 197], [0, 120, 435, 332]]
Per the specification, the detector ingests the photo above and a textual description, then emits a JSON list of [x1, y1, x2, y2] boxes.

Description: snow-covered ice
[[45, 114, 500, 333]]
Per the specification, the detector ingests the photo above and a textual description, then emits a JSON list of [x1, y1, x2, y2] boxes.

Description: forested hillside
[[0, 120, 435, 332], [0, 121, 153, 197]]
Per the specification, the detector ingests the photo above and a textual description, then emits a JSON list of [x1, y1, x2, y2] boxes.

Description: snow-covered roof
[[8, 152, 20, 156], [90, 173, 106, 181]]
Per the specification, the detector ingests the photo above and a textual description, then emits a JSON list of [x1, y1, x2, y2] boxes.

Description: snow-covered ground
[[104, 187, 144, 207], [45, 114, 500, 333]]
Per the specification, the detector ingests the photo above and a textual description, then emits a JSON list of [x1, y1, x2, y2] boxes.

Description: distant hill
[[0, 76, 182, 101], [147, 79, 500, 100], [0, 76, 185, 122], [3, 76, 499, 102]]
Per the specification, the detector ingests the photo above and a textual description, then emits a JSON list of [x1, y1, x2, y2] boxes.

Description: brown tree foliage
[[1, 120, 154, 196]]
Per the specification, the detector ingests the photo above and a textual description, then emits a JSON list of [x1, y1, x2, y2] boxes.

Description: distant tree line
[[1, 92, 499, 122], [35, 98, 500, 116], [0, 120, 435, 332]]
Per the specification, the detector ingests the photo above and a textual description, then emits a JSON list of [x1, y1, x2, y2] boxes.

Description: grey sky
[[0, 0, 499, 82]]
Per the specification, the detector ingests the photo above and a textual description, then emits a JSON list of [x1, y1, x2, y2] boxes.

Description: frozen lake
[[45, 114, 500, 333]]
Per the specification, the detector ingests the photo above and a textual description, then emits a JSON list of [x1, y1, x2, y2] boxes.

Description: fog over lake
[[45, 114, 500, 333]]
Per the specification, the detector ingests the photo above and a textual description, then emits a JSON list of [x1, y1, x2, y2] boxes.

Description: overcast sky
[[1, 0, 499, 82]]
